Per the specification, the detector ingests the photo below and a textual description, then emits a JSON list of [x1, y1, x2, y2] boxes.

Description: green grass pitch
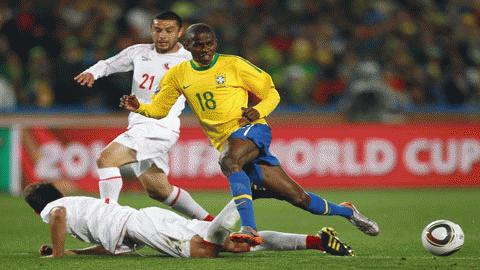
[[1, 189, 479, 269]]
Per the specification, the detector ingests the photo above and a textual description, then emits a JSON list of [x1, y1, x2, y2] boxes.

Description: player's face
[[187, 32, 217, 66], [150, 19, 182, 53]]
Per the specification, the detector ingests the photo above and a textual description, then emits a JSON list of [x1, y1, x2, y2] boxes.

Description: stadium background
[[0, 1, 479, 269], [0, 0, 479, 194]]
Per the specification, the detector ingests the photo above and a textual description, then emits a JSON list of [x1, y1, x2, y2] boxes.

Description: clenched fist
[[39, 244, 53, 256]]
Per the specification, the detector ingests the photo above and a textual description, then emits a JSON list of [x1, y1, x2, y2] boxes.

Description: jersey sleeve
[[84, 46, 136, 80], [40, 205, 53, 223], [135, 68, 182, 119], [39, 201, 63, 224], [237, 58, 280, 118]]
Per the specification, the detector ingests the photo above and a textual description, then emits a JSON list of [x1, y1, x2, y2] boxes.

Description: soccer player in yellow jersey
[[120, 23, 379, 245]]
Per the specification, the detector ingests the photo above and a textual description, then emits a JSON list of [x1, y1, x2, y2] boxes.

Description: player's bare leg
[[219, 138, 263, 245], [96, 142, 137, 203], [259, 164, 379, 236], [258, 164, 310, 208], [138, 165, 213, 220], [97, 142, 138, 168], [138, 165, 173, 201]]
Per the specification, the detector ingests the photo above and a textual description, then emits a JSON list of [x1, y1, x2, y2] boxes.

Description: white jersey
[[84, 43, 191, 133], [40, 197, 137, 254]]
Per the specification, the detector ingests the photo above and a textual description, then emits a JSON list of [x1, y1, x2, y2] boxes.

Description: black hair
[[185, 23, 216, 39], [152, 11, 183, 28], [24, 183, 64, 214]]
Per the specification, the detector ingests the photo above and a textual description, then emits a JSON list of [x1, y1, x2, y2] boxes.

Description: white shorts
[[125, 207, 210, 258], [111, 123, 179, 176]]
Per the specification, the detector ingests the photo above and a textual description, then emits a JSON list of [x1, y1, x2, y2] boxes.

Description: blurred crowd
[[0, 0, 479, 112]]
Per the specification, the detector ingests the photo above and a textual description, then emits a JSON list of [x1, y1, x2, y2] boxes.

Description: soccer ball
[[421, 220, 464, 256]]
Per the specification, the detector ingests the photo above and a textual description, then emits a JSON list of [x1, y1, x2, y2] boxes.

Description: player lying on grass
[[120, 23, 379, 245], [24, 183, 353, 258]]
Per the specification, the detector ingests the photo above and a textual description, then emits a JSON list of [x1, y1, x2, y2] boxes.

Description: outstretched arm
[[74, 46, 135, 87], [119, 69, 182, 119], [74, 72, 95, 88], [39, 244, 112, 257], [119, 91, 180, 119]]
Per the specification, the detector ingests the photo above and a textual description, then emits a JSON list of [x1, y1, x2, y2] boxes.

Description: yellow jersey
[[136, 53, 280, 150]]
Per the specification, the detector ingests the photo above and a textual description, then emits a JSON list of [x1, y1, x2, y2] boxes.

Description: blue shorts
[[229, 124, 280, 185]]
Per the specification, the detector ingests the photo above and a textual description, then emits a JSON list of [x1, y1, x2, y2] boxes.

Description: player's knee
[[219, 155, 242, 175], [97, 147, 131, 168], [96, 153, 109, 168]]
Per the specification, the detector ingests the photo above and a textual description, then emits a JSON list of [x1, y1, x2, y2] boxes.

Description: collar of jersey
[[190, 53, 219, 71]]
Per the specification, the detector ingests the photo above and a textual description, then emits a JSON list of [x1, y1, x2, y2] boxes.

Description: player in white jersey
[[73, 12, 213, 221], [24, 183, 354, 259]]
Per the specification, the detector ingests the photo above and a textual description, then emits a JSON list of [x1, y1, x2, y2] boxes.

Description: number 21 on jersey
[[139, 73, 155, 90]]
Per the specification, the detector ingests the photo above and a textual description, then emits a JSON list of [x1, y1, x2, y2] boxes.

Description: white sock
[[97, 167, 122, 203], [218, 200, 240, 229], [204, 200, 239, 245], [163, 186, 210, 220], [252, 231, 307, 251]]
